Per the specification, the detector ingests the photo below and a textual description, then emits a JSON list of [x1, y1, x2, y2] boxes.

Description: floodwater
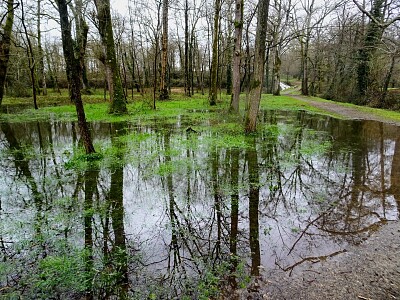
[[0, 110, 399, 299]]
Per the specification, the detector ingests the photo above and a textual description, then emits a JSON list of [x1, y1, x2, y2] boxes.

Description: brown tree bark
[[245, 0, 270, 133], [184, 0, 191, 97], [56, 0, 95, 154], [37, 0, 47, 96], [229, 0, 244, 113], [94, 0, 128, 114], [0, 0, 16, 106], [159, 0, 169, 100], [209, 0, 221, 105], [272, 48, 282, 96]]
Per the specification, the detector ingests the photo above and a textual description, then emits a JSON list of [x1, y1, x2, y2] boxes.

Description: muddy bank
[[264, 221, 400, 300], [232, 221, 400, 300]]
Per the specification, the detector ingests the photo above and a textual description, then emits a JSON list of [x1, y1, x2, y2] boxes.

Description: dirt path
[[290, 94, 400, 126], [235, 95, 400, 300]]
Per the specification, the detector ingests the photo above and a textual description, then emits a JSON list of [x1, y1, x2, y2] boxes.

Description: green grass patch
[[261, 94, 327, 114], [3, 91, 400, 128]]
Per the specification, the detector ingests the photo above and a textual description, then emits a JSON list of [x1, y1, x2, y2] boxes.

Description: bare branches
[[353, 0, 400, 28]]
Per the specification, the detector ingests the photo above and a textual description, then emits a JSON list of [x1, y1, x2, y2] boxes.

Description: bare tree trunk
[[56, 0, 95, 154], [272, 48, 281, 96], [159, 0, 169, 100], [209, 0, 221, 106], [94, 0, 127, 114], [0, 0, 16, 106], [230, 0, 244, 113], [301, 37, 309, 96], [380, 55, 396, 107], [245, 0, 270, 133], [184, 0, 191, 97], [21, 0, 39, 109], [226, 1, 233, 96], [37, 0, 47, 96]]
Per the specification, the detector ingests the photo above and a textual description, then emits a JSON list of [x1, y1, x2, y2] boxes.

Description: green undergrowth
[[3, 92, 400, 127]]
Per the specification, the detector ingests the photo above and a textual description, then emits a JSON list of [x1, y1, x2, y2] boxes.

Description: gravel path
[[290, 95, 400, 126]]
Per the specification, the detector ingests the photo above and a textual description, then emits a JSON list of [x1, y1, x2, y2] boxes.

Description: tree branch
[[353, 0, 400, 28]]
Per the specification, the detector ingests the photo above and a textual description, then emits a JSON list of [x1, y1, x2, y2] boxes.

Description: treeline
[[1, 0, 399, 108]]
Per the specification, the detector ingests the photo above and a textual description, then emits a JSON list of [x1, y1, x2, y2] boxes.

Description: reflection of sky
[[1, 114, 399, 283]]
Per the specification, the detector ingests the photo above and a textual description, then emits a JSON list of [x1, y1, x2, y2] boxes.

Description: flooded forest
[[1, 0, 400, 299], [1, 108, 400, 298]]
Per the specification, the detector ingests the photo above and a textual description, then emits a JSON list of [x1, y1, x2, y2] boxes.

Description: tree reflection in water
[[0, 111, 400, 298], [247, 138, 260, 276]]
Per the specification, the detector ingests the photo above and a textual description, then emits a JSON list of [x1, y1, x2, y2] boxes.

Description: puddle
[[0, 110, 399, 298]]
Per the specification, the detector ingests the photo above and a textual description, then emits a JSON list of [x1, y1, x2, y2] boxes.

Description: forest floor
[[231, 94, 400, 300]]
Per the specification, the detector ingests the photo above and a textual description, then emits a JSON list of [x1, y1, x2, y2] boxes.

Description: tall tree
[[229, 0, 244, 113], [94, 0, 128, 114], [245, 0, 270, 133], [184, 0, 191, 97], [37, 0, 46, 96], [20, 0, 39, 109], [159, 0, 169, 100], [0, 0, 16, 106], [225, 0, 234, 96], [209, 0, 222, 105], [56, 0, 95, 154], [356, 0, 384, 101], [353, 0, 400, 103]]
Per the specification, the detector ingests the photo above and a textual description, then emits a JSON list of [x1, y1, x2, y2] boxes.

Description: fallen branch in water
[[277, 249, 348, 276]]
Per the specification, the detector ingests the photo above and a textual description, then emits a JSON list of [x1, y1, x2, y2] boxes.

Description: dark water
[[0, 111, 399, 299]]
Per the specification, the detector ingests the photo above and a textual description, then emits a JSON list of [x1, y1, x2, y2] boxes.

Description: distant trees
[[0, 0, 399, 114]]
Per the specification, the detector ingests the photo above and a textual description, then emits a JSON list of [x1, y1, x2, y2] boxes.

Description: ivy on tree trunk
[[0, 0, 16, 106], [94, 0, 128, 114], [56, 0, 95, 154]]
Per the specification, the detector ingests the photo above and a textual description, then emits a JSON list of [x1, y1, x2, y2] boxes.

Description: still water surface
[[0, 110, 399, 299]]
